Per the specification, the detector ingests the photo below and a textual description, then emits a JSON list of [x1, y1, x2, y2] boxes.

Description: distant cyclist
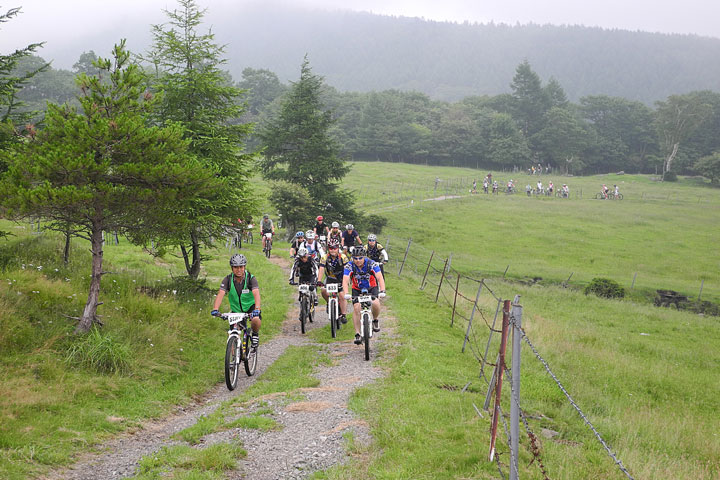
[[328, 221, 342, 245], [260, 214, 274, 251], [211, 254, 261, 348], [341, 224, 362, 254], [290, 231, 306, 258], [289, 246, 319, 305], [365, 234, 388, 277], [318, 240, 349, 324], [313, 215, 329, 238], [305, 230, 325, 262]]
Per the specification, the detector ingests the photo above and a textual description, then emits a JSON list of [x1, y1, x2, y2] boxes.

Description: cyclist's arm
[[342, 273, 351, 293], [252, 287, 261, 310], [289, 262, 298, 281], [318, 264, 326, 280], [212, 289, 226, 311], [374, 266, 386, 291]]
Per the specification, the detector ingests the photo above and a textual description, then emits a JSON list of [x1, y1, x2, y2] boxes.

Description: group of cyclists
[[213, 215, 389, 349], [470, 173, 570, 198]]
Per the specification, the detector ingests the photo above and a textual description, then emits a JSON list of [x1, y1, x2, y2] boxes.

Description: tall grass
[[64, 328, 133, 374]]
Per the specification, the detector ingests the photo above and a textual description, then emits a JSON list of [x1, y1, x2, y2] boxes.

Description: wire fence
[[382, 235, 636, 480]]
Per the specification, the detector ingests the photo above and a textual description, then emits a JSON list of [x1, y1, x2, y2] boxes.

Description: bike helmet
[[331, 221, 339, 228], [367, 234, 377, 242], [297, 246, 309, 257], [352, 246, 367, 257], [229, 253, 247, 267], [296, 231, 304, 238], [316, 215, 323, 221], [327, 239, 340, 249], [306, 231, 315, 240], [346, 224, 354, 230], [263, 214, 269, 219]]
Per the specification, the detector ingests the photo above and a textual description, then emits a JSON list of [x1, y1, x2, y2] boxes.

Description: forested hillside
[[217, 6, 720, 104]]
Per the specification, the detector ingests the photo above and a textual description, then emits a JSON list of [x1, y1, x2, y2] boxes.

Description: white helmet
[[297, 246, 309, 257], [306, 231, 315, 240], [331, 221, 339, 228], [346, 224, 354, 230], [367, 234, 377, 242]]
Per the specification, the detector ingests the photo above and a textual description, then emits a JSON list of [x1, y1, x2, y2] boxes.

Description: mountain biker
[[341, 224, 362, 254], [536, 180, 543, 194], [548, 181, 554, 195], [290, 231, 306, 257], [328, 221, 342, 245], [318, 240, 349, 324], [492, 180, 498, 194], [289, 246, 319, 305], [614, 184, 620, 197], [526, 184, 532, 196], [305, 230, 325, 261], [342, 246, 386, 345], [471, 179, 477, 194], [365, 234, 388, 277], [562, 184, 569, 197], [211, 254, 261, 348], [260, 214, 274, 251], [506, 179, 514, 193], [313, 215, 329, 238], [601, 184, 609, 199], [483, 178, 489, 194]]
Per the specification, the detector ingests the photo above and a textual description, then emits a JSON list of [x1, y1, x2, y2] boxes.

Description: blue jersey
[[343, 257, 381, 290]]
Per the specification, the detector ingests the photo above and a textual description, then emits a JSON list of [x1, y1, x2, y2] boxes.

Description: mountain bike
[[292, 281, 316, 334], [215, 312, 258, 390], [263, 232, 273, 258], [324, 282, 342, 338], [357, 289, 374, 361], [318, 235, 327, 252], [608, 192, 624, 200]]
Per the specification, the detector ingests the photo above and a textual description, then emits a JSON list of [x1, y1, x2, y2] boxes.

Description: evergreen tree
[[0, 42, 215, 333], [259, 56, 354, 226], [147, 0, 255, 278], [0, 7, 47, 155], [510, 60, 549, 138]]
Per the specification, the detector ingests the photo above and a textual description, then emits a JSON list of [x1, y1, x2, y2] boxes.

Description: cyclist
[[305, 230, 325, 262], [328, 221, 342, 245], [313, 215, 329, 238], [601, 184, 609, 199], [290, 231, 306, 258], [342, 246, 386, 345], [536, 180, 543, 195], [471, 179, 478, 194], [260, 214, 275, 252], [211, 254, 261, 348], [506, 179, 514, 193], [365, 234, 388, 277], [548, 181, 554, 195], [289, 246, 319, 306], [614, 184, 620, 197], [492, 180, 498, 194], [483, 178, 489, 194], [525, 184, 532, 196], [562, 184, 569, 198], [317, 240, 349, 324], [341, 224, 362, 254]]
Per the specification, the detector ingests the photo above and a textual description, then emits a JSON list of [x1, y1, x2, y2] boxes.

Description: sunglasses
[[352, 256, 364, 260]]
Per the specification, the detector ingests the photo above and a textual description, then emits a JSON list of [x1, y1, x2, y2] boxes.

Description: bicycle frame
[[358, 293, 374, 339]]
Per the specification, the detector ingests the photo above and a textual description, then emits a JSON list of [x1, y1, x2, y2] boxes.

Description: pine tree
[[259, 56, 354, 227], [0, 41, 217, 332], [147, 0, 255, 278]]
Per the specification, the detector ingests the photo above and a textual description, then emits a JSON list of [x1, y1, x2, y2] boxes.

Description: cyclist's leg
[[351, 289, 362, 333]]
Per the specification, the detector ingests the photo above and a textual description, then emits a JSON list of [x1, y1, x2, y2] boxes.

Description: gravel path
[[45, 255, 393, 480]]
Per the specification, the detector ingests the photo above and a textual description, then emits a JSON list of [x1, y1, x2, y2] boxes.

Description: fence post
[[631, 272, 637, 289], [420, 250, 435, 290], [562, 272, 573, 288], [503, 265, 510, 278], [698, 279, 705, 301], [398, 238, 412, 276], [435, 258, 449, 303], [462, 282, 483, 352], [483, 353, 499, 410], [450, 273, 460, 326], [489, 300, 511, 462], [480, 298, 503, 378], [510, 296, 522, 480]]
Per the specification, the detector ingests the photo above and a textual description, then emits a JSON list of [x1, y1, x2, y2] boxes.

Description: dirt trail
[[46, 254, 393, 480]]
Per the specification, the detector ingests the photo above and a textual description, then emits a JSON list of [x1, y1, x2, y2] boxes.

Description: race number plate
[[299, 284, 310, 293], [326, 283, 338, 293], [226, 312, 247, 324], [358, 295, 372, 303], [265, 233, 272, 239]]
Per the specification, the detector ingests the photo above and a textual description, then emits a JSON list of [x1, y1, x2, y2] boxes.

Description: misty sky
[[4, 0, 720, 68]]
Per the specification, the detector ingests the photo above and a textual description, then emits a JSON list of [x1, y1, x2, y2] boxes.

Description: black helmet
[[352, 246, 367, 257], [229, 254, 247, 267]]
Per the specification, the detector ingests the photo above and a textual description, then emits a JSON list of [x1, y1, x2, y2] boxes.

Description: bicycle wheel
[[244, 332, 257, 376], [363, 314, 370, 361], [300, 296, 307, 334], [617, 193, 623, 200], [330, 298, 337, 338], [225, 335, 240, 390], [266, 240, 271, 258]]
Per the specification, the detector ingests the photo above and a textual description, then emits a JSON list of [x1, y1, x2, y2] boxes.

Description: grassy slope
[[0, 223, 290, 479], [319, 162, 720, 479]]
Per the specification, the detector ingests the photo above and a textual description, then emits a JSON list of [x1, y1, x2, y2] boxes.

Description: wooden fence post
[[435, 258, 449, 302], [420, 250, 435, 290], [398, 238, 412, 276], [450, 273, 460, 326]]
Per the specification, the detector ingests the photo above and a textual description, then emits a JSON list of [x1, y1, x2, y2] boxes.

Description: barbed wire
[[498, 404, 521, 480], [515, 324, 635, 480]]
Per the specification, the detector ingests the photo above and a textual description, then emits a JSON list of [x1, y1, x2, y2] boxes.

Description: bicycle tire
[[225, 335, 240, 390], [363, 314, 370, 361], [300, 295, 307, 334], [329, 298, 337, 338], [244, 332, 257, 376], [266, 239, 272, 258], [617, 193, 623, 200]]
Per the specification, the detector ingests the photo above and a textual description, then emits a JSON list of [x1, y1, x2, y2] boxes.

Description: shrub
[[664, 171, 678, 182], [584, 277, 625, 299], [65, 328, 132, 374]]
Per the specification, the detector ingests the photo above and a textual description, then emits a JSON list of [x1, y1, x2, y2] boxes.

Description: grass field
[[0, 221, 290, 479]]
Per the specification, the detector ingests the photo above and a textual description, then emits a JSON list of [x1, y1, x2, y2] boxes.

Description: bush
[[584, 277, 625, 299], [65, 328, 132, 374], [663, 171, 678, 182]]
